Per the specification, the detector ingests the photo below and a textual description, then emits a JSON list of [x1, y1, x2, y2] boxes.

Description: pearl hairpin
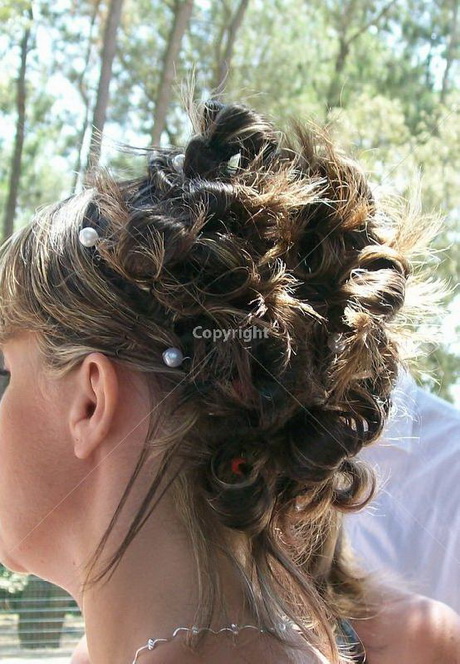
[[78, 225, 186, 369], [162, 347, 184, 367], [79, 227, 100, 247], [172, 153, 185, 172], [328, 332, 346, 354]]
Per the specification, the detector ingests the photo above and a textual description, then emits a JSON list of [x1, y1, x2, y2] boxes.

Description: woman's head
[[0, 99, 441, 661]]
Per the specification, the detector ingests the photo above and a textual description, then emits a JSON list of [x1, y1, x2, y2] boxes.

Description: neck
[[76, 504, 254, 664]]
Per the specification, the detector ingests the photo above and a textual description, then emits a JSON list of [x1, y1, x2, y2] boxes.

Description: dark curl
[[183, 100, 279, 178]]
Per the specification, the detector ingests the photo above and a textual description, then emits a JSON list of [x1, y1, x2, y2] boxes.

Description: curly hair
[[0, 99, 444, 662]]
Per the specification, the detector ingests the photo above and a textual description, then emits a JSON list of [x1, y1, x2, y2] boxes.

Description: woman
[[0, 100, 458, 664]]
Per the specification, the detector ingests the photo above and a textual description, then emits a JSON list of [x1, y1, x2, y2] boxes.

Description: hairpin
[[230, 456, 247, 477], [172, 153, 185, 173], [162, 347, 184, 367], [78, 225, 186, 369], [328, 332, 346, 354], [79, 227, 100, 248]]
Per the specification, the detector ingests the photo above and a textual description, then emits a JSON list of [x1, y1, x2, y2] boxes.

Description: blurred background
[[0, 0, 459, 659]]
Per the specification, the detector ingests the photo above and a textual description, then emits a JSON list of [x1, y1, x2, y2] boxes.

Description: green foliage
[[1, 0, 459, 399], [0, 0, 32, 39], [0, 564, 29, 595]]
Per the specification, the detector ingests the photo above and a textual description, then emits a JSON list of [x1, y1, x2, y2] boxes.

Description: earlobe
[[70, 353, 119, 461]]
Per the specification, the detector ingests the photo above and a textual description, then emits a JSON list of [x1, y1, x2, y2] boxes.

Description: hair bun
[[183, 101, 279, 179], [183, 134, 237, 178]]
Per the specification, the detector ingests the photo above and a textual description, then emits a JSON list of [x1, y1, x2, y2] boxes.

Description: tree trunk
[[214, 0, 250, 94], [2, 6, 33, 243], [440, 0, 459, 104], [86, 0, 125, 173], [151, 0, 194, 146], [326, 36, 350, 110], [72, 0, 103, 192], [325, 0, 397, 111]]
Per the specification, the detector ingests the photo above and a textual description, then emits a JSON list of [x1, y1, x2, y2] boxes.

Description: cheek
[[0, 393, 46, 561], [0, 387, 86, 574], [0, 392, 47, 515], [1, 389, 48, 474], [0, 385, 75, 533]]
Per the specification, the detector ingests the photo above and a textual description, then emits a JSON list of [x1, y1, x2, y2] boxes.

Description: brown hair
[[0, 100, 444, 662]]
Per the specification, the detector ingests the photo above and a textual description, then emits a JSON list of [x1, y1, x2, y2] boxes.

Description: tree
[[213, 0, 250, 93], [151, 0, 194, 145], [86, 0, 125, 172], [440, 0, 459, 104], [2, 3, 33, 243], [325, 0, 398, 111], [72, 0, 103, 191]]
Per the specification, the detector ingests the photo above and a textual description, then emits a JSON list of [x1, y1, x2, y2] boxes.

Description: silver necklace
[[131, 621, 289, 663]]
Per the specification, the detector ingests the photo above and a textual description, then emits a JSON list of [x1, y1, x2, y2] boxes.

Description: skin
[[351, 586, 460, 663], [1, 331, 459, 664], [69, 591, 460, 664], [0, 330, 317, 664]]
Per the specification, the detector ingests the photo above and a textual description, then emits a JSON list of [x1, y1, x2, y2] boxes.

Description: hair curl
[[0, 99, 444, 662]]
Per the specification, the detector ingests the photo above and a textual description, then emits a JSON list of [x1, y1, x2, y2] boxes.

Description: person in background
[[345, 367, 460, 613], [0, 99, 458, 664]]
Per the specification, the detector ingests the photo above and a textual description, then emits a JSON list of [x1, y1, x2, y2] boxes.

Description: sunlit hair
[[0, 99, 445, 662]]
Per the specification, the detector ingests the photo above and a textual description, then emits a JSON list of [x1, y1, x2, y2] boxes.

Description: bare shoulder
[[403, 595, 460, 663], [352, 589, 460, 664]]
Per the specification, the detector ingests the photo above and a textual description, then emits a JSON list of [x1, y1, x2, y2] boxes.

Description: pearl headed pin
[[172, 153, 185, 173], [162, 347, 184, 368], [79, 227, 100, 248]]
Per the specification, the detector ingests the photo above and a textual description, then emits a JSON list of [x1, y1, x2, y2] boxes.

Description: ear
[[69, 353, 119, 460]]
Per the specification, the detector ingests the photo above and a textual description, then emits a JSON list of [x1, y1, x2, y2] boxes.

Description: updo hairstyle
[[0, 99, 442, 662]]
